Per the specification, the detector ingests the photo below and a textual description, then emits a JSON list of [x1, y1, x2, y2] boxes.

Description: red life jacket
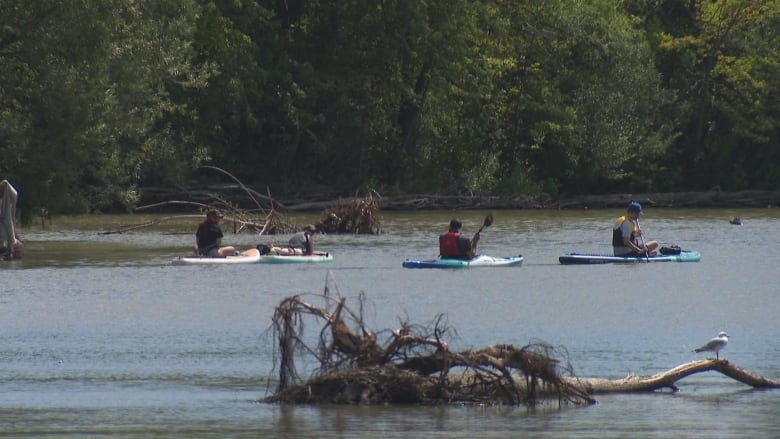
[[440, 232, 462, 257]]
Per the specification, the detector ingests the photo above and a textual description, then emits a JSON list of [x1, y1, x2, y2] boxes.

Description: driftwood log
[[262, 286, 779, 407], [571, 359, 780, 394]]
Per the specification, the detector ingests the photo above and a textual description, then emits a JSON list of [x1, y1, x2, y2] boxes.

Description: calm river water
[[2, 208, 779, 438]]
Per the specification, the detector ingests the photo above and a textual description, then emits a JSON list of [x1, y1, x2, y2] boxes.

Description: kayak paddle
[[472, 212, 493, 243], [476, 212, 493, 235], [636, 217, 649, 261], [469, 213, 492, 257]]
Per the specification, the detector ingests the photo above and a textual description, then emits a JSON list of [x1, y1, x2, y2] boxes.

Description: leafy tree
[[186, 1, 278, 187], [646, 0, 780, 190], [484, 0, 674, 195], [2, 0, 778, 217], [0, 0, 200, 220], [187, 0, 491, 195]]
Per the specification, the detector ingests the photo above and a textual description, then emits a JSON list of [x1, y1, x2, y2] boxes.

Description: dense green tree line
[[1, 0, 778, 219]]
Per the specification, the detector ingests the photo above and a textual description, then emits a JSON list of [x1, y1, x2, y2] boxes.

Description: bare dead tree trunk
[[570, 359, 780, 394]]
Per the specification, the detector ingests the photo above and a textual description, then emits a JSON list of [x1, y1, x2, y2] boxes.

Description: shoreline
[[285, 189, 780, 212], [136, 187, 780, 213]]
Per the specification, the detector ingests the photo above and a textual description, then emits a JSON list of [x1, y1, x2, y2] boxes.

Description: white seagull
[[694, 331, 729, 359]]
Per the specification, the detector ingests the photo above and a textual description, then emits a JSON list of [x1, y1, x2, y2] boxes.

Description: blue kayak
[[402, 254, 524, 269], [558, 250, 701, 265]]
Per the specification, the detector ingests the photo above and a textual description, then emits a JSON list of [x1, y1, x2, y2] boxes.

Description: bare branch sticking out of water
[[264, 289, 595, 407], [117, 168, 299, 235]]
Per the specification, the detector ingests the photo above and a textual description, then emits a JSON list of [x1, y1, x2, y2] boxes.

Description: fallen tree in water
[[262, 286, 780, 407], [571, 359, 780, 394], [107, 168, 382, 235], [263, 285, 595, 407]]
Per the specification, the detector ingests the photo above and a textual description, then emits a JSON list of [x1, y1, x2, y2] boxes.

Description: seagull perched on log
[[694, 331, 729, 359]]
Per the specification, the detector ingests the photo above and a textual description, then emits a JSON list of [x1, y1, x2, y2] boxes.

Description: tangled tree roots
[[263, 284, 594, 407], [317, 189, 381, 234]]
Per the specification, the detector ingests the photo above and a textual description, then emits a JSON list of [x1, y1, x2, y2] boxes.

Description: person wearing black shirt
[[195, 210, 236, 257]]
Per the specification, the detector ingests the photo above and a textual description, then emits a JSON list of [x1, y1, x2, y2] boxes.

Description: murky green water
[[2, 209, 779, 438]]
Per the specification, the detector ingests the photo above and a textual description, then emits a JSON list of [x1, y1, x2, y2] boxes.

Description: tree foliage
[[639, 0, 780, 190], [0, 0, 201, 220], [1, 0, 778, 216]]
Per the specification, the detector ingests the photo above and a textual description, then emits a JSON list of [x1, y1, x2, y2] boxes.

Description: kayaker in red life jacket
[[439, 218, 479, 259], [613, 201, 658, 256]]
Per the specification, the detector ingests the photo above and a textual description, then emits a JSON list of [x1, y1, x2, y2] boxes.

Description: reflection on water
[[2, 209, 779, 437]]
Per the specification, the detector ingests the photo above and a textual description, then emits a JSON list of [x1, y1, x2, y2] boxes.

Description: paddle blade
[[476, 213, 493, 235], [483, 213, 494, 228]]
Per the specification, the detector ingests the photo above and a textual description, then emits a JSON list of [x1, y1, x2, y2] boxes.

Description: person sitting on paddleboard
[[439, 218, 479, 259], [613, 201, 658, 257], [195, 209, 236, 257], [270, 224, 317, 256]]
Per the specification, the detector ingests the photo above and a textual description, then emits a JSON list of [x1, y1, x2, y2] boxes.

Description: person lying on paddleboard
[[439, 218, 479, 260], [270, 224, 317, 256], [613, 201, 658, 257], [195, 209, 237, 257]]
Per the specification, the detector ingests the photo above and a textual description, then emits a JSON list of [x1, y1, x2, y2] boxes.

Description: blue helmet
[[627, 200, 642, 215]]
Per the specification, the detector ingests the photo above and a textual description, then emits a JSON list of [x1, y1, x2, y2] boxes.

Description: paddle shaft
[[474, 214, 493, 239], [471, 213, 493, 255], [635, 218, 649, 261]]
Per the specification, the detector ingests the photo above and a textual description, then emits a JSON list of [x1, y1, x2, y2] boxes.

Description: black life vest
[[612, 215, 638, 247]]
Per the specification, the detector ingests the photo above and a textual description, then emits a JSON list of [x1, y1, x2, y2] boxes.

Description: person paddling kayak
[[439, 218, 479, 259]]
